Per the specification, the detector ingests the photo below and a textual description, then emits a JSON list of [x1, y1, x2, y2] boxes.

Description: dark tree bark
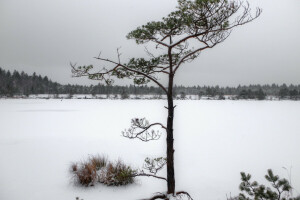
[[167, 78, 175, 194], [166, 45, 176, 194]]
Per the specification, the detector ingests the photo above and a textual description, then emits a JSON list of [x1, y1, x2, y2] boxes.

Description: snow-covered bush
[[89, 154, 107, 171], [71, 160, 98, 187], [70, 155, 136, 187], [99, 160, 136, 186]]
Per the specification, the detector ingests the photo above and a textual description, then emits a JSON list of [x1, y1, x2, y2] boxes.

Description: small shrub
[[99, 160, 136, 186], [75, 161, 97, 187], [70, 155, 136, 187], [89, 155, 107, 171]]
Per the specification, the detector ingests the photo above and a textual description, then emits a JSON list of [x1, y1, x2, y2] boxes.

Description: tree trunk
[[166, 75, 175, 194]]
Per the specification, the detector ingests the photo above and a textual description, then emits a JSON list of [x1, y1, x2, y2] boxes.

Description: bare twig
[[132, 173, 167, 182]]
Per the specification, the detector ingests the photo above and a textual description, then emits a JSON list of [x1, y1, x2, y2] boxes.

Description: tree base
[[141, 191, 194, 200]]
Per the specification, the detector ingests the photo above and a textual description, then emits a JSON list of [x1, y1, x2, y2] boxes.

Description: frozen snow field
[[0, 99, 300, 200]]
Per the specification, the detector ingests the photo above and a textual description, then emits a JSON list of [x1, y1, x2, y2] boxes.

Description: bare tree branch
[[132, 173, 167, 182], [174, 45, 210, 73], [71, 53, 168, 94]]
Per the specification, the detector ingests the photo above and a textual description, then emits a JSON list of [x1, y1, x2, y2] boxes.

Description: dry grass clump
[[71, 159, 98, 187], [70, 155, 136, 187], [89, 154, 107, 170], [77, 161, 97, 186], [99, 160, 135, 186]]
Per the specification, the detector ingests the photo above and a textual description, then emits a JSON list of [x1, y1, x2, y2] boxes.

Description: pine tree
[[71, 0, 261, 198]]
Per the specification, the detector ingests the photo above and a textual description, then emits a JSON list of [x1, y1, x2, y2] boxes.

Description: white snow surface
[[0, 99, 299, 200]]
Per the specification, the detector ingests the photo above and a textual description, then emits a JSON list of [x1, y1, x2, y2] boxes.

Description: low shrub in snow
[[99, 160, 135, 186], [70, 155, 136, 187], [71, 160, 98, 187], [89, 154, 107, 171]]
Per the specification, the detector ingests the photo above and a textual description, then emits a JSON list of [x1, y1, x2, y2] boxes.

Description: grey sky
[[0, 0, 299, 86]]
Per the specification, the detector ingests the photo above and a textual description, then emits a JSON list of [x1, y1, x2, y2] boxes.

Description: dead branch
[[132, 172, 167, 182]]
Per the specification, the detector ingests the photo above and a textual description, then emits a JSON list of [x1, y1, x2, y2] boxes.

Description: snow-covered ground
[[0, 99, 299, 200]]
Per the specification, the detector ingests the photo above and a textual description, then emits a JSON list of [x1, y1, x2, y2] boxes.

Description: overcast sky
[[0, 0, 299, 87]]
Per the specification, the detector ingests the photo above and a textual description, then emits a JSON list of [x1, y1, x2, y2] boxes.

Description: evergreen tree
[[239, 169, 299, 200], [71, 0, 261, 198], [256, 88, 266, 100], [2, 68, 300, 101], [121, 89, 129, 99], [279, 87, 289, 99]]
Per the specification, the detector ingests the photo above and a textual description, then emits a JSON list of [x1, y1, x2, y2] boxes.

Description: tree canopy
[[71, 0, 261, 94]]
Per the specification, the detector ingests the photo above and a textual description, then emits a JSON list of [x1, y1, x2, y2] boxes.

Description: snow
[[0, 99, 299, 200]]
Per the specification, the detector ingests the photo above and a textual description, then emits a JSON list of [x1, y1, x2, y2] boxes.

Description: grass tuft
[[72, 160, 97, 187], [99, 159, 135, 186], [89, 154, 107, 171], [70, 155, 135, 187]]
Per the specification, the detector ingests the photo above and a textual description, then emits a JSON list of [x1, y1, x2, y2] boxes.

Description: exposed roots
[[175, 191, 194, 200], [140, 193, 167, 200], [140, 191, 194, 200]]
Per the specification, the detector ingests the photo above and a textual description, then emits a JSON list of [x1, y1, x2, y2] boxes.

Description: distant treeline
[[0, 67, 299, 100]]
